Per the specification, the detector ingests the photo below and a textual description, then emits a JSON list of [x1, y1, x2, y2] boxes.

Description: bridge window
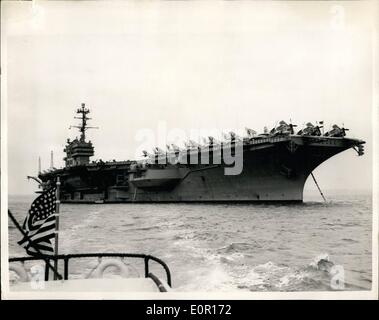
[[116, 175, 125, 184]]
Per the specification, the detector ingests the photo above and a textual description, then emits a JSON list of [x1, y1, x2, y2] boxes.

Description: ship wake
[[174, 247, 366, 292]]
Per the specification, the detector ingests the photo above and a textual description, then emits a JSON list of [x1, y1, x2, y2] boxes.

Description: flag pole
[[53, 176, 61, 280], [8, 209, 63, 280]]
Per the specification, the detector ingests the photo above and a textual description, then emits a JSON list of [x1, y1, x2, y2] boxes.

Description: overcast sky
[[2, 1, 377, 195]]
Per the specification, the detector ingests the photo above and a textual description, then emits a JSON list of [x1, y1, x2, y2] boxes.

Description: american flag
[[18, 187, 57, 256]]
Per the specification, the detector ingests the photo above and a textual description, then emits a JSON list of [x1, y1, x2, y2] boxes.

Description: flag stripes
[[18, 186, 57, 256]]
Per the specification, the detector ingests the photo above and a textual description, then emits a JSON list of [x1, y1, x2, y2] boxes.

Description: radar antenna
[[69, 103, 98, 142]]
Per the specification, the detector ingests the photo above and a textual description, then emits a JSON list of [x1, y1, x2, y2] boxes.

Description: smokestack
[[50, 151, 54, 169], [38, 157, 41, 174]]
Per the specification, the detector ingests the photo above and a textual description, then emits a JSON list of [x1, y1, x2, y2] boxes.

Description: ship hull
[[39, 135, 364, 203]]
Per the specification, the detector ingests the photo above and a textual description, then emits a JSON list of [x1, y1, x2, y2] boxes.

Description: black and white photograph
[[1, 0, 378, 300]]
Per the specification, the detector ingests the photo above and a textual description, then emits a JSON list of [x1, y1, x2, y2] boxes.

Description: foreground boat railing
[[9, 253, 172, 288]]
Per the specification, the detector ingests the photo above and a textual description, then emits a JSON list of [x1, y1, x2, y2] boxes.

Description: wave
[[341, 238, 359, 243], [128, 225, 161, 232], [121, 223, 135, 227], [216, 242, 254, 254], [176, 252, 366, 292]]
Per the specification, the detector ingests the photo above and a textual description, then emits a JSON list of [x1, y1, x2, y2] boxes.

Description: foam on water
[[8, 191, 372, 291]]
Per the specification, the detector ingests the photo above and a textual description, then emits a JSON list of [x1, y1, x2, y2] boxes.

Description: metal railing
[[9, 252, 172, 287]]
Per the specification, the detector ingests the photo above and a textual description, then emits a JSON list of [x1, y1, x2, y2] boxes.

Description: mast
[[50, 151, 54, 169], [71, 103, 98, 142], [53, 176, 61, 280]]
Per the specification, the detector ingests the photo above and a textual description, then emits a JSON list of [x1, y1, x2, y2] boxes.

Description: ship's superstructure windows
[[64, 139, 94, 167], [116, 174, 126, 185]]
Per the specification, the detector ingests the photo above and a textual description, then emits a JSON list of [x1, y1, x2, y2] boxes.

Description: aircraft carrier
[[36, 104, 365, 203]]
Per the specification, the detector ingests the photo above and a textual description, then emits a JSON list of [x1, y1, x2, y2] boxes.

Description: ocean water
[[8, 190, 372, 292]]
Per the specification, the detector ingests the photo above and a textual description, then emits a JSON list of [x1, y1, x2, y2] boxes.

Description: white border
[[1, 0, 10, 299]]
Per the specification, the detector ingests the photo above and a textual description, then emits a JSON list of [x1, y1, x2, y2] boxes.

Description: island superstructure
[[37, 104, 365, 203]]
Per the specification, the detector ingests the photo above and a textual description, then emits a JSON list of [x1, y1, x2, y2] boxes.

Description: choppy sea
[[8, 190, 372, 291]]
